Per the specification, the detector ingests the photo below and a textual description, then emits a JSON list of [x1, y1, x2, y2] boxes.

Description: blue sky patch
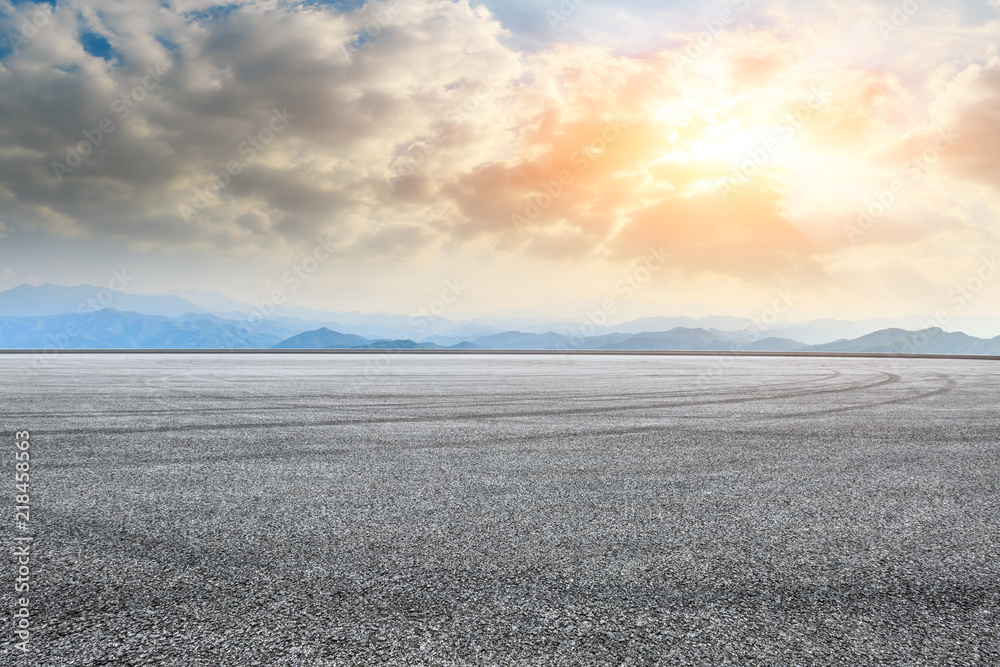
[[80, 30, 114, 60]]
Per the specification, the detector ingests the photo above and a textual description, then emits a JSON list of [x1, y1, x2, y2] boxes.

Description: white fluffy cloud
[[0, 0, 523, 255]]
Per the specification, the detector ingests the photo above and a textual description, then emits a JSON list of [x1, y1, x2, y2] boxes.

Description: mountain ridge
[[2, 309, 1000, 355], [5, 282, 1000, 341], [1, 283, 999, 353]]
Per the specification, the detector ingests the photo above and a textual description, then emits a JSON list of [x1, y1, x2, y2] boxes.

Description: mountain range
[[1, 283, 998, 355], [267, 324, 1000, 355]]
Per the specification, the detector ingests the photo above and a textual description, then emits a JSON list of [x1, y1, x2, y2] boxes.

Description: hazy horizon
[[5, 280, 1000, 345]]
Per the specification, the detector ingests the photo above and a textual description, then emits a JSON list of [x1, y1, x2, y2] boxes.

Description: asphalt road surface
[[1, 353, 998, 665]]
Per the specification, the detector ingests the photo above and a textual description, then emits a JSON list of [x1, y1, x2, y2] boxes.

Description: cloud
[[933, 58, 1000, 187], [439, 42, 834, 276], [0, 0, 523, 255], [612, 187, 819, 279], [0, 0, 999, 295]]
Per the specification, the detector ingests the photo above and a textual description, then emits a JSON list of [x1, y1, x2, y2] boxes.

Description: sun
[[649, 104, 772, 168], [700, 125, 773, 162], [638, 89, 852, 205]]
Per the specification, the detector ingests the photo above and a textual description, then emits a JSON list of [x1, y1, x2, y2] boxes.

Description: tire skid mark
[[36, 373, 901, 437], [33, 369, 851, 408], [776, 373, 958, 418], [12, 370, 848, 420], [40, 447, 353, 470]]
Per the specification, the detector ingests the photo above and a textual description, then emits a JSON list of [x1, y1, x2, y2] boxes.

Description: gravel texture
[[1, 353, 998, 665]]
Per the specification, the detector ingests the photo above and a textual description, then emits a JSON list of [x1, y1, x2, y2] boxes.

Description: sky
[[1, 0, 999, 324]]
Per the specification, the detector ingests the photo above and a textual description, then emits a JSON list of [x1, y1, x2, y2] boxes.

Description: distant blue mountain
[[351, 339, 483, 350], [0, 310, 280, 349], [272, 328, 370, 349], [352, 339, 444, 349], [1, 283, 998, 355], [805, 328, 1000, 355], [271, 328, 481, 350], [462, 327, 1000, 354], [0, 283, 211, 318], [741, 337, 808, 352], [470, 331, 576, 349], [5, 283, 1000, 345], [466, 328, 806, 352], [592, 328, 760, 351], [263, 324, 1000, 354]]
